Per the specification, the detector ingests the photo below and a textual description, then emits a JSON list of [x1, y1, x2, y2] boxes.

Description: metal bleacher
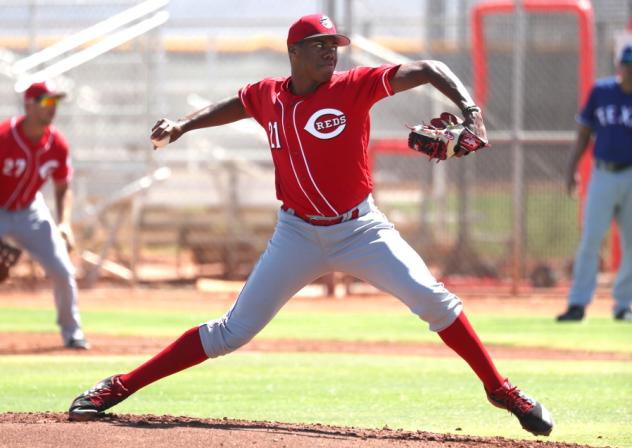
[[0, 1, 287, 283]]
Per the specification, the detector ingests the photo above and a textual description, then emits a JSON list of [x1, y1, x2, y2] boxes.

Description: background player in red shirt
[[70, 14, 552, 436], [0, 81, 89, 349]]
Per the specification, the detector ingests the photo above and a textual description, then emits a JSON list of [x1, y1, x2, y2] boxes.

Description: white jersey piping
[[381, 70, 394, 97], [21, 131, 54, 204], [277, 96, 323, 215], [291, 100, 339, 216]]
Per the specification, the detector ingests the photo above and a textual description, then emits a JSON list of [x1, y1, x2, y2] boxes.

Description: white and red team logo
[[38, 159, 60, 179], [319, 16, 334, 29], [304, 108, 347, 140]]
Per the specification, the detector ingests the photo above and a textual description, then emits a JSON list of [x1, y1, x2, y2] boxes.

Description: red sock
[[438, 311, 504, 391], [120, 326, 208, 393]]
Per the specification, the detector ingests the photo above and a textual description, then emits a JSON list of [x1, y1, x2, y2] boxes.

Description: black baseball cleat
[[68, 375, 130, 421], [556, 305, 585, 322], [614, 307, 632, 322], [486, 380, 554, 436], [64, 338, 90, 350]]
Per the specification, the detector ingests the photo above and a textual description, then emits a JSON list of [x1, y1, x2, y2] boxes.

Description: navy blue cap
[[620, 43, 632, 63]]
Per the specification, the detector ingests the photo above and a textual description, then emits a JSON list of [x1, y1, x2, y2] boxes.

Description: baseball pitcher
[[70, 14, 552, 435]]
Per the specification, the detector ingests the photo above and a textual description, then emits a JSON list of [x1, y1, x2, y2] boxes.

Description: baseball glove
[[407, 112, 488, 161], [0, 239, 22, 283]]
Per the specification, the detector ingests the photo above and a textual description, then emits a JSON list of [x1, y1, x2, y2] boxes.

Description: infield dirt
[[0, 412, 599, 448]]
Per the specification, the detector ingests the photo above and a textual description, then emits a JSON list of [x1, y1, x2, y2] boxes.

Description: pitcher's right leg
[[69, 212, 328, 420], [199, 211, 328, 357]]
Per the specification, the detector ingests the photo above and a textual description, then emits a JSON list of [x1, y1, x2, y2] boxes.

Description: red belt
[[282, 206, 360, 226]]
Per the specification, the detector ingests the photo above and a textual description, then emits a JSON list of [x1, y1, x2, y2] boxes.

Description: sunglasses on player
[[35, 96, 61, 107]]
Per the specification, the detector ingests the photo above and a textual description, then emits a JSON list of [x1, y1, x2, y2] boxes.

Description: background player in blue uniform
[[558, 43, 632, 322]]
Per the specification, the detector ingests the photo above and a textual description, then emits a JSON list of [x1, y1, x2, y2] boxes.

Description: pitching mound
[[0, 412, 595, 448]]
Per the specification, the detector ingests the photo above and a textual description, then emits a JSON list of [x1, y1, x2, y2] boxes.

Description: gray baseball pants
[[0, 194, 84, 344], [199, 195, 462, 358]]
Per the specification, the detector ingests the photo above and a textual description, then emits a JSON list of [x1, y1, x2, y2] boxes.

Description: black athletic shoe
[[68, 375, 130, 421], [614, 307, 632, 322], [486, 380, 554, 436], [64, 338, 90, 350], [556, 305, 585, 322]]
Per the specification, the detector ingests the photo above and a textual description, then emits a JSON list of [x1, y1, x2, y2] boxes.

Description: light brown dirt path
[[0, 412, 597, 448], [0, 285, 625, 360], [1, 332, 631, 361]]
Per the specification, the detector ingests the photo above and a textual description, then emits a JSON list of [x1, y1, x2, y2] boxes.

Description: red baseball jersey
[[239, 64, 399, 217], [0, 116, 72, 211]]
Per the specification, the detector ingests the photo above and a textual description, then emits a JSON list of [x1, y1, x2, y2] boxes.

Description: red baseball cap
[[287, 14, 350, 47], [24, 81, 66, 102]]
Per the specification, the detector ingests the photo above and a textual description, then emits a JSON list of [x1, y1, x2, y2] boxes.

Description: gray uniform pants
[[199, 195, 462, 358], [0, 194, 84, 343], [568, 165, 632, 314]]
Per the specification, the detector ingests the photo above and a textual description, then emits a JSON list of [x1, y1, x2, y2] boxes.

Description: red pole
[[470, 0, 596, 278]]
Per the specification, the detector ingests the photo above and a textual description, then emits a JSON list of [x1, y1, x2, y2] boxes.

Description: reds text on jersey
[[239, 64, 399, 217], [0, 116, 72, 211]]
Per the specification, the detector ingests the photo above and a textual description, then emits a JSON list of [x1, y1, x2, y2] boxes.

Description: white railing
[[13, 0, 170, 92]]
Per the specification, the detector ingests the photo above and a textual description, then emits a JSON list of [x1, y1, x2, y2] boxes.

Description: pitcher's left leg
[[332, 212, 553, 436], [332, 214, 460, 331]]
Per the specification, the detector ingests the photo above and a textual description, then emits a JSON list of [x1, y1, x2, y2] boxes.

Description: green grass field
[[1, 303, 631, 447]]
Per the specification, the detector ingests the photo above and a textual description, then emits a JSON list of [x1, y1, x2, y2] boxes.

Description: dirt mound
[[0, 412, 596, 448]]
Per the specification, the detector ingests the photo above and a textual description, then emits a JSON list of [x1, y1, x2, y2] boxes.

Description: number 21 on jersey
[[268, 121, 281, 149]]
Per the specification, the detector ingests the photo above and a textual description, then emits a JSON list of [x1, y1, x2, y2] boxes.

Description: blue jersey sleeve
[[577, 86, 596, 129]]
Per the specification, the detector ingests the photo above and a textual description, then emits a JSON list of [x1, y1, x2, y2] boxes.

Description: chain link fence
[[0, 0, 629, 286]]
